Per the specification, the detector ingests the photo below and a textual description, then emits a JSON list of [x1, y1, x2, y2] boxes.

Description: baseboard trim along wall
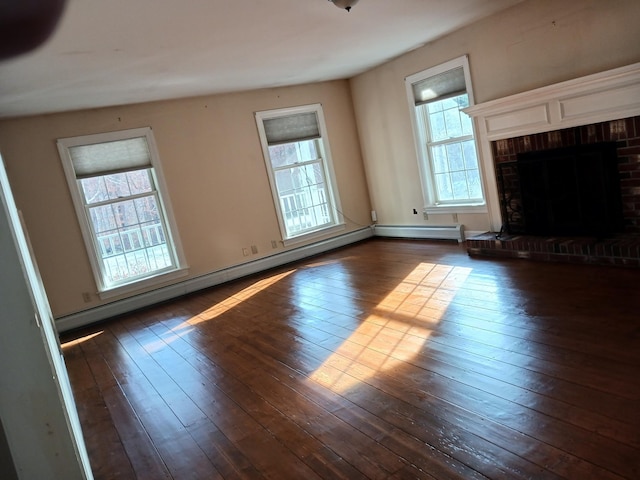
[[55, 227, 374, 333], [56, 224, 481, 333], [373, 224, 465, 242]]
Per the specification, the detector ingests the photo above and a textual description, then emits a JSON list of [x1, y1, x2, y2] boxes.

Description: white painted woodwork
[[374, 224, 465, 242], [464, 62, 640, 232], [0, 156, 93, 479]]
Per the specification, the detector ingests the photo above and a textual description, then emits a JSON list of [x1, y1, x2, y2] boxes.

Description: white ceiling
[[0, 0, 523, 119]]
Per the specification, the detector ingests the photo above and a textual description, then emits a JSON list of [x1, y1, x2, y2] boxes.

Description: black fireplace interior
[[500, 142, 624, 236]]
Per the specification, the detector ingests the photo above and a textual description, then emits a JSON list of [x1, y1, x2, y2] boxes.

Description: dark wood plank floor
[[60, 238, 640, 479]]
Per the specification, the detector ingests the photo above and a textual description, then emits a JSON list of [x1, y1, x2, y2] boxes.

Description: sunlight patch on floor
[[142, 325, 196, 353], [310, 263, 472, 392], [173, 269, 295, 330], [303, 256, 356, 268], [60, 330, 103, 350]]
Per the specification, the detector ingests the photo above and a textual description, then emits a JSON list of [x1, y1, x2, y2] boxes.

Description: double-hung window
[[406, 55, 486, 214], [58, 127, 186, 298], [255, 104, 343, 244]]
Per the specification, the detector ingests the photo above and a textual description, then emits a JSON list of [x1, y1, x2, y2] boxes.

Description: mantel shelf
[[464, 62, 640, 141], [463, 62, 640, 232]]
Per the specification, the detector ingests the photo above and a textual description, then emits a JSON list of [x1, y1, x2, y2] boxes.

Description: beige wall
[[2, 0, 639, 319], [350, 0, 640, 231], [0, 80, 371, 317]]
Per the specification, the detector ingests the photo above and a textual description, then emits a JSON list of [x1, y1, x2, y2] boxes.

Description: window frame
[[255, 104, 344, 245], [405, 55, 487, 214], [57, 127, 187, 299]]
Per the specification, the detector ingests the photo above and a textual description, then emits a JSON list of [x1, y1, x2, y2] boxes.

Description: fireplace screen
[[498, 142, 623, 236]]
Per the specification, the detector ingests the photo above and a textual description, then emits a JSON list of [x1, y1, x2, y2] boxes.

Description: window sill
[[424, 203, 487, 215], [98, 266, 189, 300], [282, 223, 346, 247]]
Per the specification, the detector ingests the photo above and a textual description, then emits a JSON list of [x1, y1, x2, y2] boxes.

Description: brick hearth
[[466, 116, 640, 267], [466, 232, 640, 268]]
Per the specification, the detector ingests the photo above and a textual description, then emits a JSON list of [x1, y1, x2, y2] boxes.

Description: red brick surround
[[491, 115, 640, 233], [466, 115, 640, 267]]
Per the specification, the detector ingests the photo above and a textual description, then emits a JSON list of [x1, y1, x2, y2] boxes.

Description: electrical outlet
[[242, 247, 249, 256], [82, 292, 92, 303], [251, 245, 258, 254], [452, 213, 458, 223], [271, 240, 278, 249], [423, 212, 429, 220]]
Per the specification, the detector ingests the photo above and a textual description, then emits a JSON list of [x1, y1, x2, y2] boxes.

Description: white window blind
[[405, 55, 487, 213], [255, 104, 344, 243], [69, 137, 152, 179], [263, 112, 320, 145], [57, 127, 187, 296], [411, 66, 466, 106]]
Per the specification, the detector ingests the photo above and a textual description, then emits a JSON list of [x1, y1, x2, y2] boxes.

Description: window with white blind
[[255, 104, 343, 244], [406, 55, 486, 214], [57, 127, 186, 298]]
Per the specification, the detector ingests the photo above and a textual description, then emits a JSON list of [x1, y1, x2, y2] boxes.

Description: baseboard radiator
[[55, 227, 374, 333], [55, 225, 468, 333], [374, 224, 465, 243]]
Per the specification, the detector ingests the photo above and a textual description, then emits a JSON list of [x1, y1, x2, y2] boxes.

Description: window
[[255, 104, 343, 244], [406, 55, 486, 214], [57, 127, 186, 298]]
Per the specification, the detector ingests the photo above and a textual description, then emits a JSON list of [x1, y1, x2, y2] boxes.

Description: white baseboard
[[56, 227, 374, 333], [373, 224, 465, 242]]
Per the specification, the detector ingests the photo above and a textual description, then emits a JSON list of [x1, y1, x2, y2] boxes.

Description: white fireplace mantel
[[464, 62, 640, 232]]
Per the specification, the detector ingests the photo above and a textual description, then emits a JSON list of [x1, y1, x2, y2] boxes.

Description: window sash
[[272, 156, 323, 173], [428, 134, 475, 148], [428, 146, 483, 204], [77, 172, 157, 207], [57, 127, 186, 294], [274, 158, 333, 237], [79, 169, 177, 288], [406, 56, 486, 210], [424, 131, 483, 205], [256, 104, 342, 242]]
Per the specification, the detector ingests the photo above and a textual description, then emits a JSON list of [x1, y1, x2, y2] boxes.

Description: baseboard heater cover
[[55, 227, 374, 333], [374, 224, 465, 242]]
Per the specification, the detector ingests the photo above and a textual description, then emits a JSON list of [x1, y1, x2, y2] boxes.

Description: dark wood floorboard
[[60, 238, 640, 479]]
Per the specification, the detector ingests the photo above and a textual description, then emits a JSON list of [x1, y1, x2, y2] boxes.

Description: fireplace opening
[[513, 142, 623, 236]]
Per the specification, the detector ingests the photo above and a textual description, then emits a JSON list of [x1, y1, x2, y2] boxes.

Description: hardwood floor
[[60, 238, 640, 479]]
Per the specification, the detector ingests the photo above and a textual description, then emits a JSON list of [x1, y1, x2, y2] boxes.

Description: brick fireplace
[[494, 116, 640, 234], [463, 63, 640, 267]]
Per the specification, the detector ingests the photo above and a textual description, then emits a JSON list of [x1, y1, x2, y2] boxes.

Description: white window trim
[[57, 127, 188, 299], [405, 55, 487, 215], [255, 104, 344, 243]]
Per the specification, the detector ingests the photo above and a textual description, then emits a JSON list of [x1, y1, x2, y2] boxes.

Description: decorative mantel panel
[[465, 62, 640, 232]]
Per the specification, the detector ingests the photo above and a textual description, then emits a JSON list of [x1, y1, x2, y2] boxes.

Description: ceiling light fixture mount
[[329, 0, 360, 12]]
